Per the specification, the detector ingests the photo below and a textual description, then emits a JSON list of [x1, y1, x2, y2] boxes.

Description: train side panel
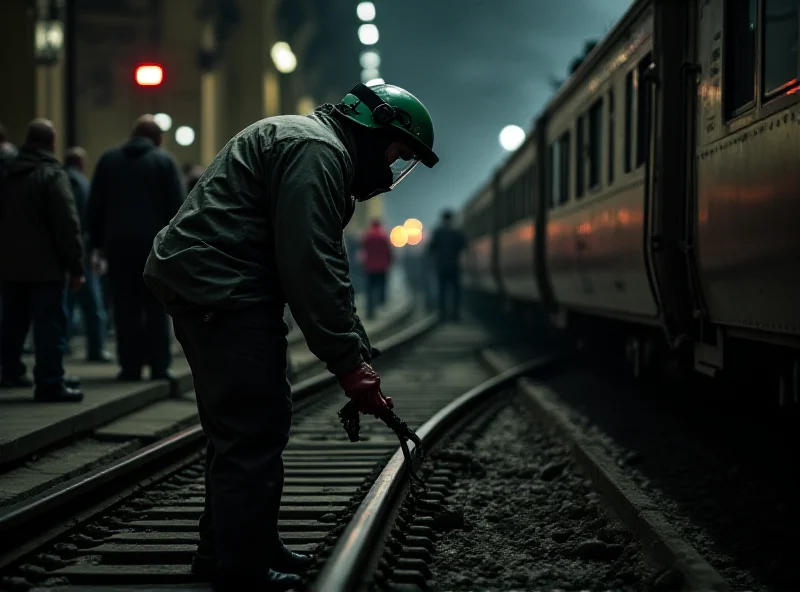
[[694, 0, 800, 341], [544, 4, 658, 320], [497, 141, 539, 303], [463, 186, 498, 295]]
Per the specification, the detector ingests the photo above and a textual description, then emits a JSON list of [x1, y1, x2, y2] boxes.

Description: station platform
[[0, 284, 413, 487]]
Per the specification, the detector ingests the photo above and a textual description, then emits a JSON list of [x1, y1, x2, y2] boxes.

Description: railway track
[[0, 316, 509, 591]]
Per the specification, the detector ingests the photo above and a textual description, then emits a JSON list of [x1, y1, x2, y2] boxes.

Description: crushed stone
[[427, 402, 659, 591]]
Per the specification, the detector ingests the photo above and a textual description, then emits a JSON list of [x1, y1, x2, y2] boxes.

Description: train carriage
[[496, 135, 539, 303]]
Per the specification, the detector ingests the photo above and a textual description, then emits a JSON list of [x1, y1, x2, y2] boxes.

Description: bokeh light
[[403, 218, 423, 231], [499, 125, 526, 152], [407, 230, 423, 245], [389, 226, 408, 248]]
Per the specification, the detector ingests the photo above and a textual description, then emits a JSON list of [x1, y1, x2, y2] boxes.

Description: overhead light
[[154, 113, 172, 131], [356, 2, 376, 21], [360, 68, 380, 83], [175, 126, 195, 147], [359, 50, 381, 70], [270, 41, 297, 74], [499, 125, 526, 152], [358, 24, 379, 45]]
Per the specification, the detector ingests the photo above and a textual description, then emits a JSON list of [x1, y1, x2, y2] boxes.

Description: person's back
[[89, 131, 184, 261], [360, 221, 392, 274], [145, 105, 358, 321], [0, 119, 85, 402], [0, 142, 83, 284], [429, 224, 466, 272], [89, 115, 185, 383], [428, 210, 466, 321]]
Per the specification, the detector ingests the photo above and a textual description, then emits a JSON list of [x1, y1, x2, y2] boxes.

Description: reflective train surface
[[461, 0, 800, 400]]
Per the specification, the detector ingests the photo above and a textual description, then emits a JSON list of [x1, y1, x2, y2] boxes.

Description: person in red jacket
[[359, 218, 393, 319]]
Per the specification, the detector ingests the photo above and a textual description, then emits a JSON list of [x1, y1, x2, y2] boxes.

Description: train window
[[724, 0, 757, 116], [576, 116, 585, 199], [624, 71, 633, 173], [558, 131, 571, 205], [763, 0, 799, 95], [607, 90, 615, 185], [588, 98, 603, 189], [549, 142, 560, 209], [636, 53, 653, 168]]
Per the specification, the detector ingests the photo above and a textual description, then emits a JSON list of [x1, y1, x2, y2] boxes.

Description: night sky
[[371, 0, 633, 230]]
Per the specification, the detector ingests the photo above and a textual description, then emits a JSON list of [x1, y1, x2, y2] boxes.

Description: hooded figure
[[143, 83, 438, 591]]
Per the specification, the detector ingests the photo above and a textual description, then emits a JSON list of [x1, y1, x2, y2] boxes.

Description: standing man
[[143, 83, 438, 591], [64, 147, 111, 363], [428, 209, 466, 321], [88, 115, 184, 382], [0, 119, 85, 401], [359, 218, 393, 319]]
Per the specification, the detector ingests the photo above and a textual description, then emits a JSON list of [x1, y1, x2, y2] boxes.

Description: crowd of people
[[0, 117, 200, 402]]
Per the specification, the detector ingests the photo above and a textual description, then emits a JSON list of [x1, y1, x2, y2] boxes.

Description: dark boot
[[271, 541, 315, 573], [34, 382, 84, 402]]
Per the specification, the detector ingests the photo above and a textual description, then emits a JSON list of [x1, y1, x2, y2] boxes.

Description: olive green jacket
[[143, 106, 371, 374]]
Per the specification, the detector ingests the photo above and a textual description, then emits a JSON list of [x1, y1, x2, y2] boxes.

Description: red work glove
[[337, 363, 394, 417]]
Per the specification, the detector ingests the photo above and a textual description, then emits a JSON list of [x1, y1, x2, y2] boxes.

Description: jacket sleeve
[[87, 154, 108, 251], [46, 169, 84, 277], [272, 141, 365, 375]]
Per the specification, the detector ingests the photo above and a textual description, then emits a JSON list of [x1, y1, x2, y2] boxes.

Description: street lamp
[[357, 2, 376, 22], [499, 125, 526, 152], [270, 41, 297, 74], [358, 24, 379, 45]]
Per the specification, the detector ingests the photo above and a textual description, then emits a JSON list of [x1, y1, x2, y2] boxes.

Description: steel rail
[[312, 352, 564, 592], [0, 312, 438, 565]]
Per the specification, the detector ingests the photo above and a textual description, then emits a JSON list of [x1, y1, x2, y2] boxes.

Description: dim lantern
[[136, 65, 164, 86], [389, 226, 408, 248]]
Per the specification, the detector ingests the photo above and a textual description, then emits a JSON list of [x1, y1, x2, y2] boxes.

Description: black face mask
[[351, 129, 393, 202]]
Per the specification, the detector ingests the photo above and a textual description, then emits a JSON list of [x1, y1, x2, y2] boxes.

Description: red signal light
[[135, 64, 163, 86]]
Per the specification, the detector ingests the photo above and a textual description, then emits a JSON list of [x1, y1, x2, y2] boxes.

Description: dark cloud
[[368, 0, 632, 229]]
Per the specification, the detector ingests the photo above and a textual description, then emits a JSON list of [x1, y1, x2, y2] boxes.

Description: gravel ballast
[[427, 400, 660, 591]]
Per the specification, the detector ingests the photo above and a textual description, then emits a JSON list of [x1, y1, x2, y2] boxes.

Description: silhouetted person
[[64, 147, 111, 363], [0, 124, 18, 171], [0, 119, 85, 401], [359, 218, 393, 319], [88, 115, 184, 382], [428, 209, 466, 321], [184, 163, 205, 194]]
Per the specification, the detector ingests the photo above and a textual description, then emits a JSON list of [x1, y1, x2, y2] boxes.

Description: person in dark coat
[[64, 147, 111, 363], [0, 124, 18, 171], [143, 83, 439, 591], [88, 115, 184, 382], [428, 209, 466, 321], [0, 119, 85, 401]]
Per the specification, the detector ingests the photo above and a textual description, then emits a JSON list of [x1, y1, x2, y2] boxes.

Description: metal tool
[[337, 347, 426, 489]]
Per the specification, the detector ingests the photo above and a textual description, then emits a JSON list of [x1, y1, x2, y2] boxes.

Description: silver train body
[[461, 0, 800, 378]]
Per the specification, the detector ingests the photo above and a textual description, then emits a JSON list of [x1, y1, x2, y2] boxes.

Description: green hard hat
[[337, 83, 439, 168]]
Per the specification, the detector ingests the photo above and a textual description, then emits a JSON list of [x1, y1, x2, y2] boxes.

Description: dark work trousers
[[172, 305, 292, 585], [66, 262, 107, 359], [0, 280, 67, 385], [437, 268, 461, 321], [365, 272, 387, 319], [107, 260, 171, 378]]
